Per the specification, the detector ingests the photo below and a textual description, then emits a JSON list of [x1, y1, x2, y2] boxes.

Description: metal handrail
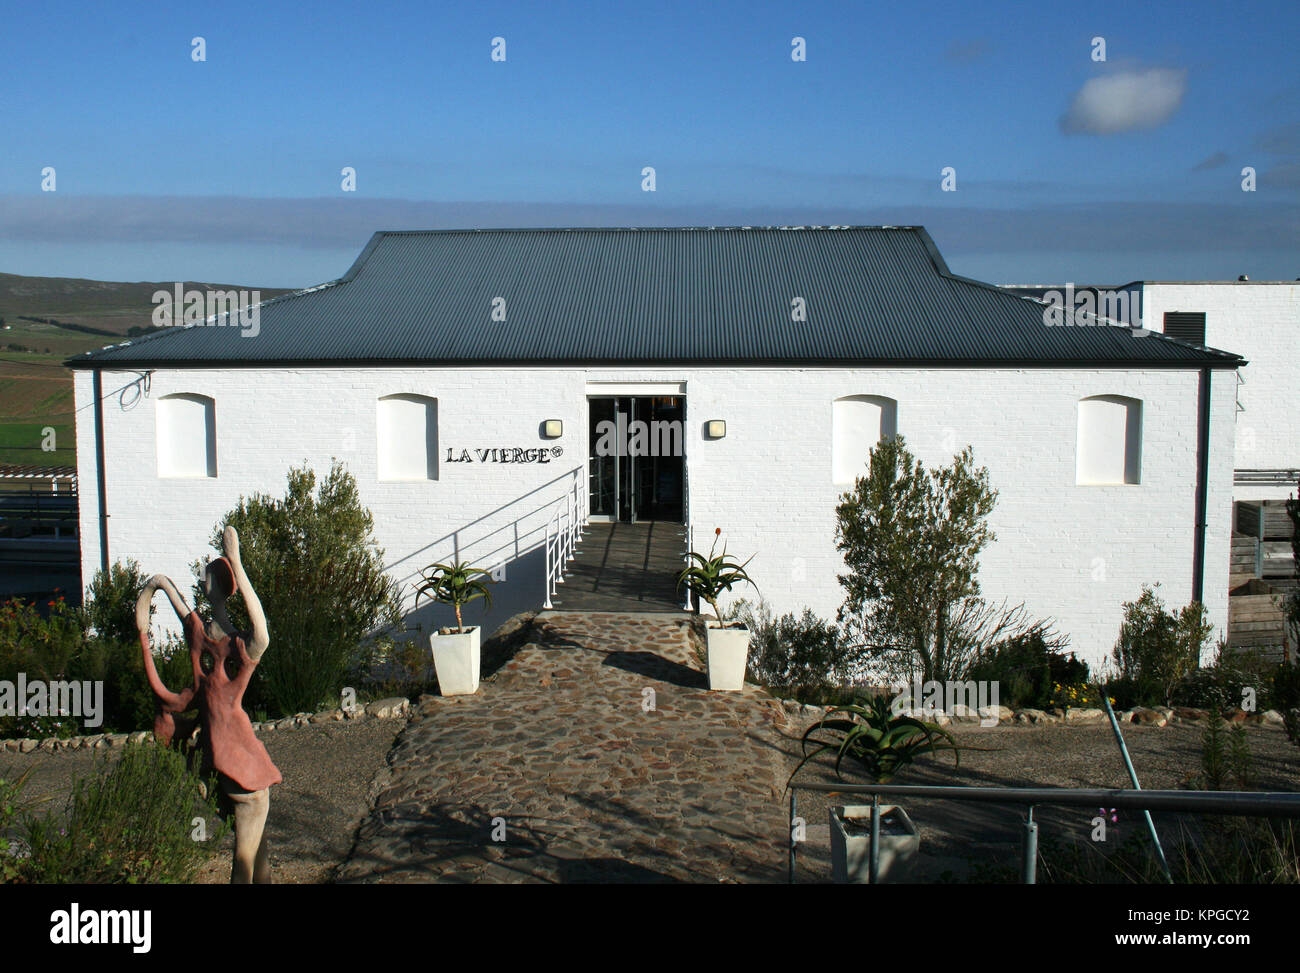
[[543, 469, 586, 609], [787, 781, 1300, 885]]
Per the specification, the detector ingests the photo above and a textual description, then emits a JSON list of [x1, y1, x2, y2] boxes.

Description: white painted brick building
[[1134, 281, 1299, 503], [70, 228, 1245, 672]]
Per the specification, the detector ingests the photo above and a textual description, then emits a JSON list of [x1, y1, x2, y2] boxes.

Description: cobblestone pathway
[[338, 611, 793, 883]]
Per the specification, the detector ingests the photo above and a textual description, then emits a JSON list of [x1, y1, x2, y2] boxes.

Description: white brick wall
[[1140, 282, 1299, 502], [75, 363, 1235, 673]]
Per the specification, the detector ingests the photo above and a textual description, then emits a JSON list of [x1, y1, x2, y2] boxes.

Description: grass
[[0, 272, 291, 469]]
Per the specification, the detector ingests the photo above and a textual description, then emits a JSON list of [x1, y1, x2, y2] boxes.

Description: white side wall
[[74, 364, 1235, 672], [1141, 282, 1299, 502]]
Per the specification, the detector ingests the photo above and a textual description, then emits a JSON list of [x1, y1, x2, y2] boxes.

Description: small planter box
[[430, 625, 481, 696], [829, 804, 920, 884], [704, 621, 750, 691]]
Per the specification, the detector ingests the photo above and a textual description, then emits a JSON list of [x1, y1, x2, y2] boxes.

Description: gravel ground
[[778, 718, 1300, 882], [3, 700, 1296, 883], [0, 718, 403, 884]]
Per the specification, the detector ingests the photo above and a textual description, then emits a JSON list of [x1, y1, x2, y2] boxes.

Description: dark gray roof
[[68, 227, 1244, 369]]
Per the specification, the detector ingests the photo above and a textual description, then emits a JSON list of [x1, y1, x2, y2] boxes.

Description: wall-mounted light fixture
[[543, 419, 563, 438], [706, 419, 727, 439]]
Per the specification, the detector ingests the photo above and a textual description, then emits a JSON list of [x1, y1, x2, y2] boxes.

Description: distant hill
[[0, 272, 294, 337], [0, 272, 294, 469]]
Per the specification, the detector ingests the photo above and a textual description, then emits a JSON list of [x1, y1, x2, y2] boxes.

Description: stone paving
[[337, 611, 795, 883]]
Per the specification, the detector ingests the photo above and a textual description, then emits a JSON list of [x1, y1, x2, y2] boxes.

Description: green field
[[0, 273, 290, 469]]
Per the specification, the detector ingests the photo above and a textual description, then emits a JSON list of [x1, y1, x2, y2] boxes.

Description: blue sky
[[2, 0, 1296, 287]]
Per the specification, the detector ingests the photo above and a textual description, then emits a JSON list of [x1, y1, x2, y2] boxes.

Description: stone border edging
[[0, 696, 413, 755], [771, 697, 1290, 729]]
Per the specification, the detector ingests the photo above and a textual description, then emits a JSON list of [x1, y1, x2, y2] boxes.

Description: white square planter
[[829, 804, 920, 884], [704, 622, 750, 691], [430, 626, 481, 696]]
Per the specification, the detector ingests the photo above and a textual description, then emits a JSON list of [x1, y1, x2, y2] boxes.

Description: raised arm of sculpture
[[223, 525, 269, 660], [135, 573, 193, 714]]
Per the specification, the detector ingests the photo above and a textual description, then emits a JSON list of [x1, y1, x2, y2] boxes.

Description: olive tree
[[835, 435, 1000, 683]]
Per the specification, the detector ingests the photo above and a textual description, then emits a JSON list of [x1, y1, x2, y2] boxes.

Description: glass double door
[[588, 396, 684, 523]]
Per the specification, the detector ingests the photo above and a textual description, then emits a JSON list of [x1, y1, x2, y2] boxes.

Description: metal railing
[[542, 470, 587, 609], [787, 781, 1300, 884]]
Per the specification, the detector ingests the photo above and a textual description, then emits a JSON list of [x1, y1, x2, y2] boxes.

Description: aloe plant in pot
[[414, 558, 494, 696], [787, 694, 960, 883], [677, 527, 756, 691]]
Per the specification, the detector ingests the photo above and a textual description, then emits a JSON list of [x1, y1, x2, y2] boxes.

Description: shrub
[[736, 601, 862, 703], [1028, 820, 1300, 885], [1273, 660, 1300, 748], [84, 559, 150, 647], [83, 632, 194, 734], [17, 742, 226, 883], [0, 596, 91, 739], [0, 568, 193, 736], [1171, 653, 1276, 713], [966, 629, 1087, 710], [0, 771, 31, 883], [201, 462, 403, 717], [1111, 584, 1214, 707], [1047, 681, 1108, 711]]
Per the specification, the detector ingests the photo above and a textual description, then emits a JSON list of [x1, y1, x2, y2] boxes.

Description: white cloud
[[1060, 67, 1188, 135]]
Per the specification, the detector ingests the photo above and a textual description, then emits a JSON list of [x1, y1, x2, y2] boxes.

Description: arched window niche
[[157, 393, 217, 478], [1077, 395, 1142, 485], [377, 394, 438, 481], [832, 395, 898, 486]]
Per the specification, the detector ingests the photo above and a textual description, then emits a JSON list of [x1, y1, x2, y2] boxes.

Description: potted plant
[[787, 694, 959, 883], [678, 527, 756, 691], [414, 558, 494, 696]]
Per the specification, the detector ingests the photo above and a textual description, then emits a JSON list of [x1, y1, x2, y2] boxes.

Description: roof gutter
[[1191, 367, 1211, 606], [92, 368, 109, 574]]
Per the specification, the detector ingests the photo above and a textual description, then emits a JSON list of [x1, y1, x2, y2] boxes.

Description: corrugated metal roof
[[67, 226, 1244, 369]]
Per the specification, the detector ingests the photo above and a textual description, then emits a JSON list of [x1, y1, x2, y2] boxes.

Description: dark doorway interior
[[588, 396, 684, 524]]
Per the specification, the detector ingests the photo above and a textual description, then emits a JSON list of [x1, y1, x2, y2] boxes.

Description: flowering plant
[[1048, 681, 1116, 711]]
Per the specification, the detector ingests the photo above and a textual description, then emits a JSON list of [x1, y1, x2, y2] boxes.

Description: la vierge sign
[[446, 446, 564, 464]]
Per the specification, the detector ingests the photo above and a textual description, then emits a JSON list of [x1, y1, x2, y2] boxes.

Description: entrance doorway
[[587, 396, 684, 524]]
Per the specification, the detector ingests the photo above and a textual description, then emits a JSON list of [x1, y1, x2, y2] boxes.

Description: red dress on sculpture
[[141, 611, 280, 792]]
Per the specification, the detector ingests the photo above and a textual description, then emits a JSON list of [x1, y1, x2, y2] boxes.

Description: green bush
[[0, 596, 91, 739], [1111, 584, 1214, 707], [85, 559, 149, 647], [201, 462, 403, 717], [1170, 654, 1277, 714], [737, 601, 862, 703], [0, 771, 30, 883], [1273, 660, 1300, 748], [0, 562, 194, 736], [966, 630, 1088, 710], [14, 742, 226, 883]]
